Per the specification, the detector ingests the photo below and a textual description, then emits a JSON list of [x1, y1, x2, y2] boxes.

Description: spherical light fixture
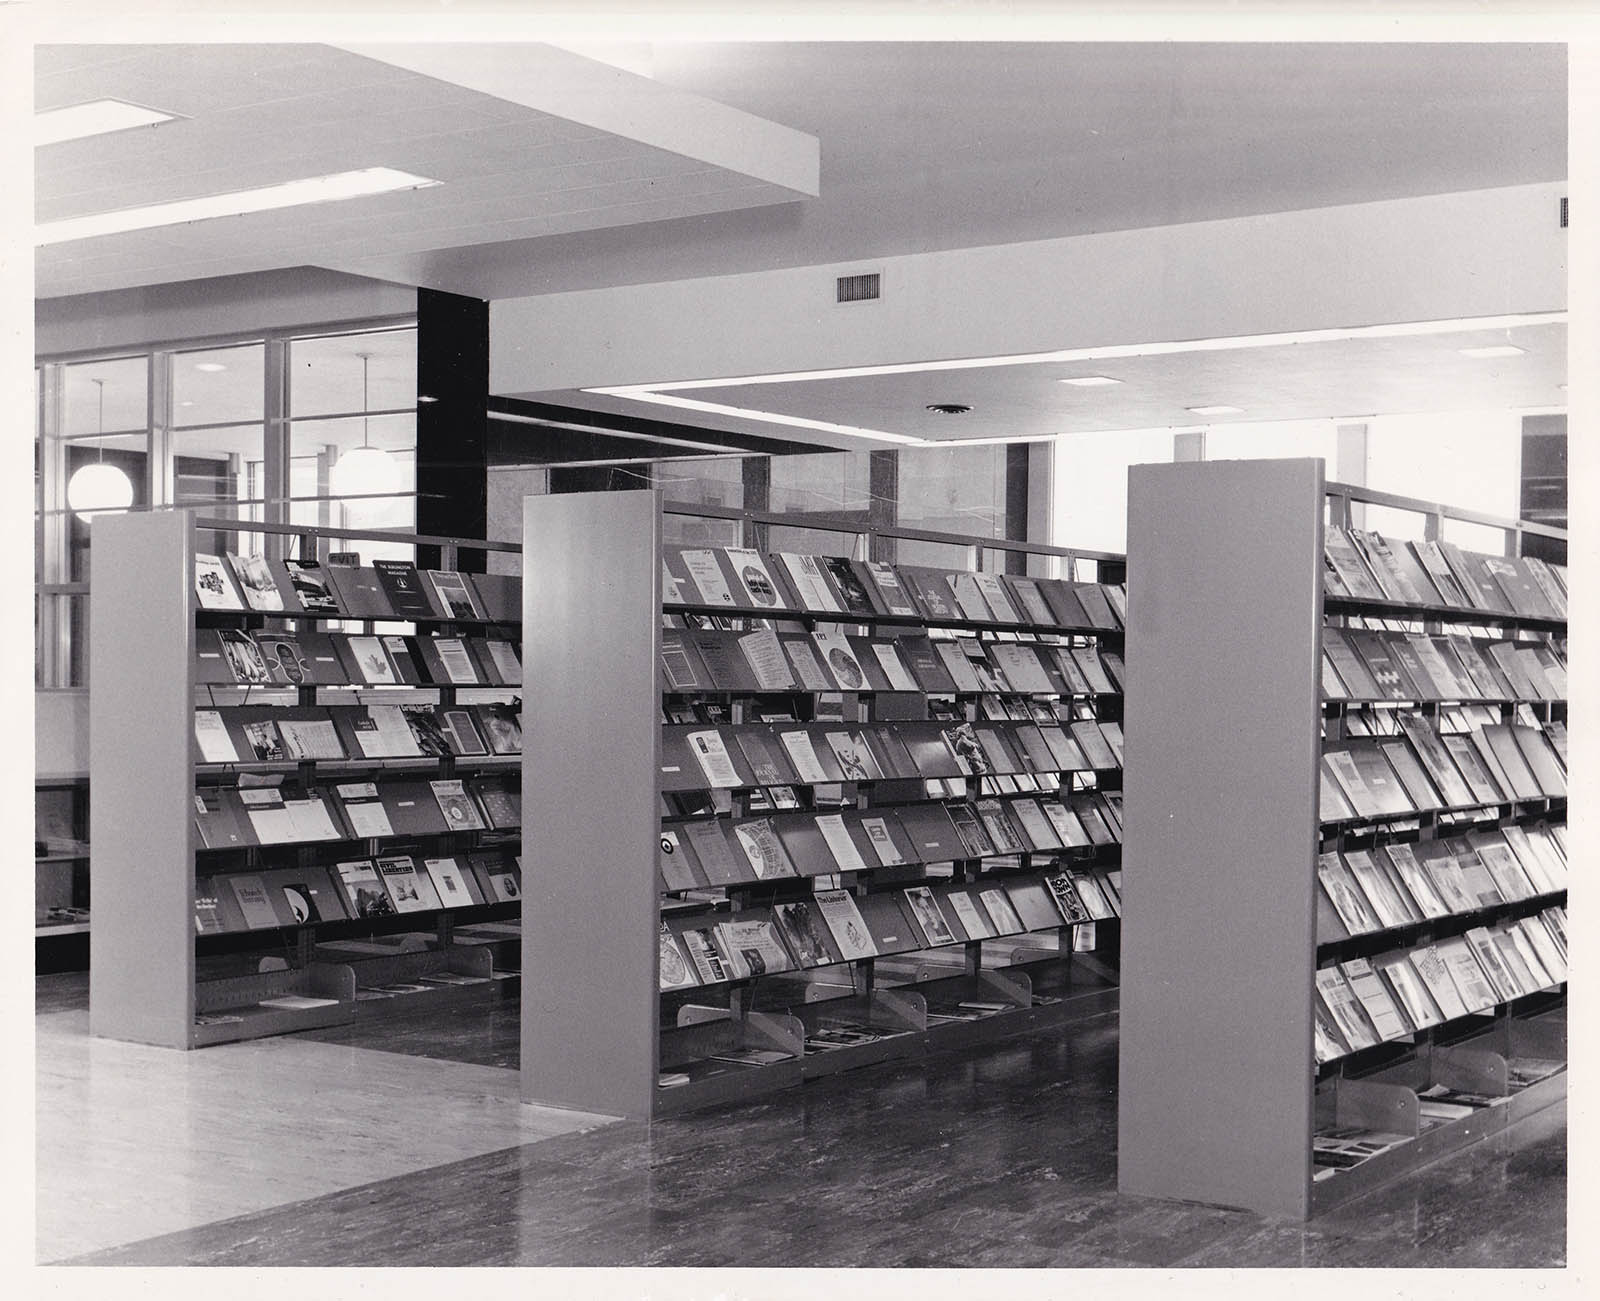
[[328, 351, 396, 500], [329, 442, 400, 498], [69, 376, 134, 523], [67, 461, 134, 522]]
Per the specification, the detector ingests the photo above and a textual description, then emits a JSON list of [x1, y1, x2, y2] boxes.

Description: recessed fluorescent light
[[35, 99, 176, 146], [1458, 345, 1526, 359], [194, 362, 227, 373], [1187, 405, 1245, 416], [1059, 376, 1122, 387], [34, 167, 441, 246]]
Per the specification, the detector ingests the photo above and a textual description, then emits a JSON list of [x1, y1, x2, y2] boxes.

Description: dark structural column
[[416, 288, 489, 572]]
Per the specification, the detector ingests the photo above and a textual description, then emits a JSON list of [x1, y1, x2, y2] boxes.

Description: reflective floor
[[38, 973, 1565, 1268]]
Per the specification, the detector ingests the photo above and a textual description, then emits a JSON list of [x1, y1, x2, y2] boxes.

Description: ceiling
[[33, 40, 1568, 454]]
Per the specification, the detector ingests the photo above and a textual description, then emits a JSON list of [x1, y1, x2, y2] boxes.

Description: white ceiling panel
[[36, 42, 820, 299]]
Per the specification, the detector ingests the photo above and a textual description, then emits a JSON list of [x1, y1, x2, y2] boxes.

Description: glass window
[[1365, 412, 1523, 527], [62, 356, 146, 436], [896, 445, 1007, 568], [658, 457, 747, 548], [289, 327, 417, 416], [1051, 428, 1176, 556], [172, 343, 265, 426], [768, 451, 871, 557]]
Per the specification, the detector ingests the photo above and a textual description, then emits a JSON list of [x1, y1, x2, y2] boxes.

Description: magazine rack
[[89, 509, 523, 1049], [1117, 460, 1567, 1218], [521, 489, 1128, 1118]]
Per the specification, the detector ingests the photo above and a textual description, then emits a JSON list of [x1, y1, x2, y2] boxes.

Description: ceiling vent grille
[[836, 272, 881, 303], [1560, 196, 1568, 228]]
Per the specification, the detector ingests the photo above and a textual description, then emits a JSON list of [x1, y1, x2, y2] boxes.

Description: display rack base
[[311, 940, 515, 1021], [1311, 1007, 1566, 1215], [191, 962, 357, 1047]]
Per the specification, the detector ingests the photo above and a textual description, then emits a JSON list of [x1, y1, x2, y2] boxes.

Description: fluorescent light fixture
[[36, 99, 175, 146], [35, 167, 441, 246], [585, 311, 1564, 447], [194, 362, 227, 373], [921, 434, 1057, 448], [1187, 405, 1245, 416], [1059, 376, 1122, 387], [1458, 345, 1526, 359], [488, 408, 756, 456]]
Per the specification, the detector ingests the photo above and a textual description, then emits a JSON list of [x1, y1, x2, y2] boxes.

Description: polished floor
[[37, 972, 1565, 1268]]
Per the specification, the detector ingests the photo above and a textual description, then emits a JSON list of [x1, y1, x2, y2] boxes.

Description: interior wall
[[36, 268, 417, 357], [490, 184, 1566, 397]]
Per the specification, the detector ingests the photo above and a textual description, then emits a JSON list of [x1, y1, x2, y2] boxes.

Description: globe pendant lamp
[[328, 352, 397, 499], [67, 377, 135, 522]]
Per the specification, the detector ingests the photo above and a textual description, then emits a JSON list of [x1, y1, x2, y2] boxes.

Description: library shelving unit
[[521, 490, 1128, 1119], [90, 510, 525, 1049], [1117, 459, 1568, 1219]]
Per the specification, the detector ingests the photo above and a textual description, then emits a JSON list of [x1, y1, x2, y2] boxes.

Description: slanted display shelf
[[522, 491, 1128, 1119], [90, 511, 526, 1049], [1117, 460, 1567, 1220]]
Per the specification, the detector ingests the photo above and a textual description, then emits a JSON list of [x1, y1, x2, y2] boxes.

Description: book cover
[[193, 877, 227, 934], [722, 547, 788, 610], [1339, 957, 1410, 1040], [812, 889, 878, 959], [430, 779, 487, 832], [1344, 849, 1416, 928], [1317, 852, 1381, 934], [1379, 843, 1450, 919], [218, 629, 274, 686], [1005, 876, 1066, 931], [424, 856, 484, 908], [1410, 541, 1473, 609], [193, 710, 239, 764], [326, 565, 396, 619], [271, 557, 341, 615], [971, 572, 1023, 624], [1002, 576, 1058, 627], [474, 703, 522, 756], [811, 630, 867, 691], [946, 572, 996, 622], [895, 565, 960, 620], [425, 570, 482, 620], [714, 916, 795, 976], [377, 855, 440, 913], [194, 553, 246, 610], [193, 788, 254, 849], [251, 633, 312, 687], [224, 553, 284, 612], [869, 640, 920, 692], [1042, 870, 1092, 924], [773, 899, 845, 966], [228, 873, 285, 929], [241, 718, 287, 763], [1314, 966, 1380, 1050], [989, 644, 1055, 694], [942, 888, 994, 940], [371, 559, 439, 619], [975, 799, 1027, 854], [1323, 529, 1387, 601], [1409, 944, 1470, 1021], [856, 892, 925, 955], [1072, 584, 1121, 630], [864, 561, 922, 617], [818, 557, 882, 618], [659, 923, 699, 990], [1372, 953, 1442, 1031], [732, 817, 799, 880], [824, 730, 882, 782], [341, 635, 399, 686], [276, 716, 346, 761], [679, 549, 737, 606], [1377, 739, 1443, 812], [677, 925, 734, 984], [903, 886, 960, 945], [738, 629, 798, 690], [688, 729, 744, 788], [1438, 543, 1514, 615], [1353, 531, 1431, 604], [777, 553, 842, 613], [1436, 936, 1500, 1011], [682, 819, 752, 886], [811, 812, 870, 872], [1069, 647, 1117, 696]]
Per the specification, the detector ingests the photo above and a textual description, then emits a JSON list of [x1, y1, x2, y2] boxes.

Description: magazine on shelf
[[372, 560, 440, 619], [430, 779, 487, 832], [773, 899, 844, 967], [714, 916, 795, 977], [227, 874, 285, 929], [658, 923, 699, 990], [194, 553, 245, 610], [425, 569, 483, 620], [376, 855, 440, 913]]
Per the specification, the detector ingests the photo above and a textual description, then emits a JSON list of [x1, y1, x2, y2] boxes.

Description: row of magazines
[[659, 865, 1124, 991], [1321, 715, 1564, 823], [662, 544, 1127, 629], [198, 627, 521, 688], [659, 789, 1124, 892], [193, 773, 521, 849], [1314, 905, 1568, 1066], [195, 551, 520, 622], [194, 850, 523, 934], [661, 624, 1122, 697], [1317, 820, 1567, 942], [661, 716, 1123, 795], [1323, 623, 1564, 703], [1324, 527, 1567, 620], [194, 700, 523, 766]]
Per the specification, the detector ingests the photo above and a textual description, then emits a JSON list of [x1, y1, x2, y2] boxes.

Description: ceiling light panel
[[35, 167, 441, 246], [1059, 376, 1122, 387], [36, 99, 176, 146], [1458, 345, 1527, 358], [1187, 405, 1245, 416]]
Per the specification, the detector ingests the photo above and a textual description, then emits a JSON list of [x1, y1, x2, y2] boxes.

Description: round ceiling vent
[[925, 403, 972, 415]]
